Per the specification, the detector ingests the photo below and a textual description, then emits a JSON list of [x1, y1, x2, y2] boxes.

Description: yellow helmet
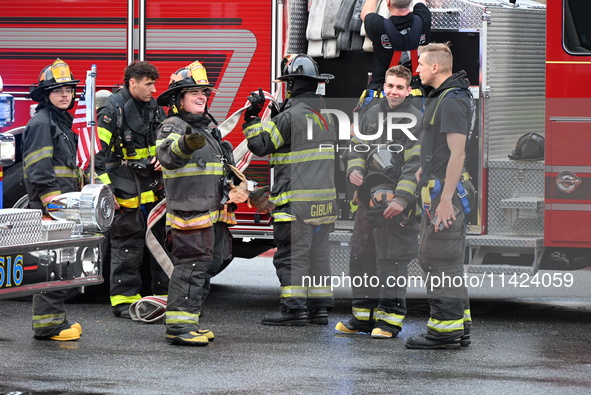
[[157, 60, 217, 108], [30, 58, 79, 103]]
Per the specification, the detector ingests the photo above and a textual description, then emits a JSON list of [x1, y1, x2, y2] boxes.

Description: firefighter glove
[[184, 128, 206, 151], [248, 186, 275, 213], [244, 88, 265, 121]]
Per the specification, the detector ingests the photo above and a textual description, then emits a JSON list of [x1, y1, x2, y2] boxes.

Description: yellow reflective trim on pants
[[110, 294, 142, 306], [32, 313, 66, 328], [427, 317, 464, 333], [165, 311, 200, 325], [352, 307, 376, 322], [375, 310, 405, 328], [308, 286, 333, 298], [464, 309, 472, 323], [280, 286, 307, 298]]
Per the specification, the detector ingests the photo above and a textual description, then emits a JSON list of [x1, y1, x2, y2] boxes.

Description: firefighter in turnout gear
[[156, 60, 242, 346], [242, 54, 338, 326], [25, 59, 82, 341], [95, 61, 169, 318], [336, 65, 423, 339], [406, 42, 475, 350]]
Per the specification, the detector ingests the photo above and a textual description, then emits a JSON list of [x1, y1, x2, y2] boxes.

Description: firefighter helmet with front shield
[[277, 54, 334, 81], [508, 132, 545, 161], [157, 60, 218, 111], [30, 58, 79, 105]]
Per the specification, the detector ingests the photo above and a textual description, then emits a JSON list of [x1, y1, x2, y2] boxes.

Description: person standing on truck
[[241, 54, 338, 326], [24, 58, 83, 341], [95, 61, 169, 318], [336, 65, 423, 339], [406, 42, 475, 349], [357, 0, 431, 114], [155, 60, 271, 345]]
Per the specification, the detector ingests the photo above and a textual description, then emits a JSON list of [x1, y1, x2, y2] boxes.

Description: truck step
[[466, 235, 544, 273], [466, 235, 543, 248], [500, 197, 543, 210], [466, 264, 534, 276]]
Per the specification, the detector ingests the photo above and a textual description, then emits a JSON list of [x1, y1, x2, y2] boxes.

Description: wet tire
[[2, 163, 27, 208]]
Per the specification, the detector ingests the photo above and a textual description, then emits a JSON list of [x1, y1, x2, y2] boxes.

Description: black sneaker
[[307, 308, 329, 325], [405, 334, 461, 350], [261, 310, 308, 326]]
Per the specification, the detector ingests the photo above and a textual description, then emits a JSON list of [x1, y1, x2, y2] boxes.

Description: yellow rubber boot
[[166, 331, 209, 346], [49, 327, 81, 341]]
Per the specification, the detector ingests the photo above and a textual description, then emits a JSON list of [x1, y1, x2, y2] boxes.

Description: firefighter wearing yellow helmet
[[155, 60, 236, 346], [25, 59, 82, 341]]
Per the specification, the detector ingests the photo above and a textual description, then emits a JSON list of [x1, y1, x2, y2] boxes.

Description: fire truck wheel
[[2, 162, 27, 208]]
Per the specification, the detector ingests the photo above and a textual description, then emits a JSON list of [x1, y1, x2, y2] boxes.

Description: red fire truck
[[0, 0, 589, 288]]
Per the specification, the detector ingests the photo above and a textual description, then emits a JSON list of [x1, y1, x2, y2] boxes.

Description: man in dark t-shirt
[[361, 0, 431, 91]]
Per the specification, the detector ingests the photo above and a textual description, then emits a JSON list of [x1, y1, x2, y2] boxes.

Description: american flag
[[72, 72, 100, 170]]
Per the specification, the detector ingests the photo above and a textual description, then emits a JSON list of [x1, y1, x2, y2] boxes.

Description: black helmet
[[508, 132, 544, 161], [157, 60, 218, 108], [29, 58, 79, 103], [276, 54, 334, 81]]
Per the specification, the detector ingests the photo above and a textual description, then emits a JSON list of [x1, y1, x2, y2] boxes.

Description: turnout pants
[[32, 290, 70, 337], [347, 203, 419, 334], [418, 181, 473, 341], [165, 226, 214, 335], [272, 219, 334, 313], [109, 203, 169, 311]]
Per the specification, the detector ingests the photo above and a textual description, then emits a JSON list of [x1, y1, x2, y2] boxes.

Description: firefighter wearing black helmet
[[94, 61, 169, 318], [25, 58, 82, 340], [336, 65, 423, 339], [241, 54, 338, 326]]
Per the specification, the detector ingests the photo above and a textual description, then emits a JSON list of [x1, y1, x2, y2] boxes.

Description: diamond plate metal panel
[[429, 0, 484, 30], [467, 234, 544, 247], [0, 209, 42, 247], [466, 265, 534, 275], [487, 159, 544, 235], [329, 231, 352, 275], [41, 220, 75, 241], [329, 231, 423, 277]]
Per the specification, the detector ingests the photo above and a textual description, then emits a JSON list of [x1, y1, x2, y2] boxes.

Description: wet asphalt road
[[1, 258, 591, 395]]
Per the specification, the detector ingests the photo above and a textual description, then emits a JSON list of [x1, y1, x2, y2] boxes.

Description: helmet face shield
[[45, 59, 74, 85], [157, 60, 217, 108], [367, 149, 393, 173], [30, 58, 79, 103], [369, 185, 395, 208]]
